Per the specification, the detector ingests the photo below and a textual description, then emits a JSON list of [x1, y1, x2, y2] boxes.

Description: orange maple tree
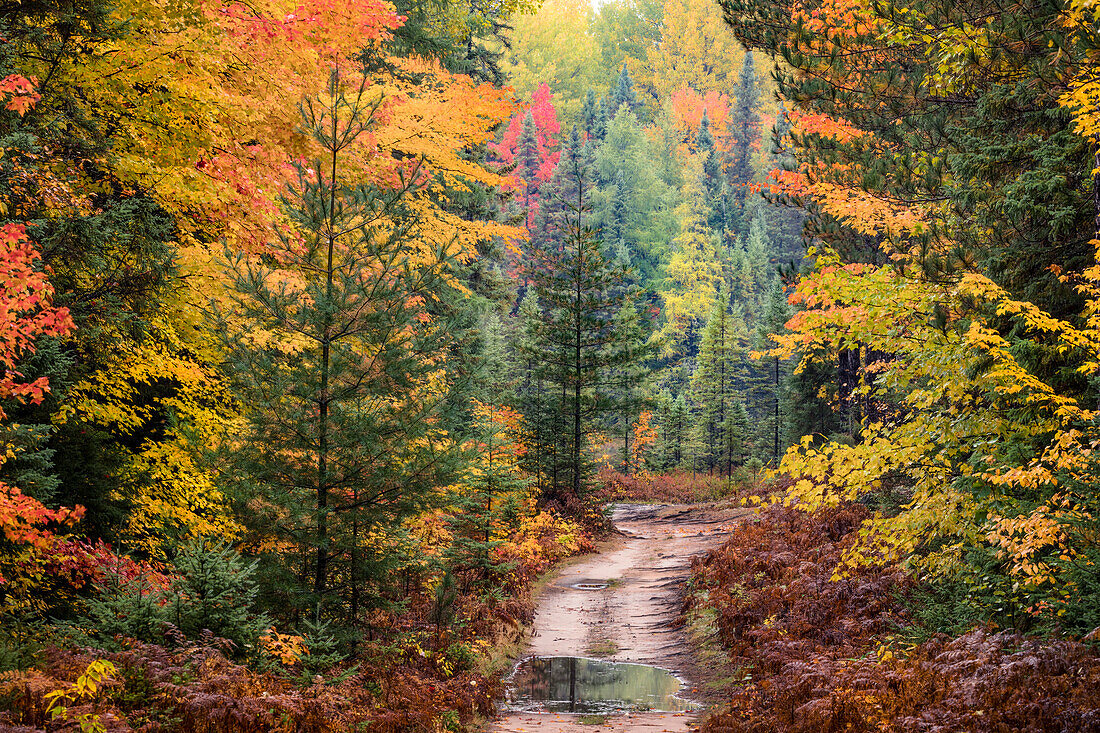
[[0, 222, 81, 583]]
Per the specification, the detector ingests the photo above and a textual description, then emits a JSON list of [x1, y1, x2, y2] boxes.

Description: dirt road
[[488, 502, 748, 733]]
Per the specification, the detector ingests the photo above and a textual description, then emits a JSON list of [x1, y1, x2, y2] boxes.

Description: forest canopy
[[1, 0, 1100, 729]]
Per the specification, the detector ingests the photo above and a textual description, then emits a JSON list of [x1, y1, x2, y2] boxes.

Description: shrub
[[82, 539, 268, 658], [690, 503, 1100, 732]]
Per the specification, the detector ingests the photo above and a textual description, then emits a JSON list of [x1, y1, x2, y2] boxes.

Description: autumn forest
[[2, 0, 1100, 728]]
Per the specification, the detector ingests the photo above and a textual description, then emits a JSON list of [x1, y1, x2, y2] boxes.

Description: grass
[[586, 638, 619, 657], [684, 598, 740, 691], [578, 714, 609, 725]]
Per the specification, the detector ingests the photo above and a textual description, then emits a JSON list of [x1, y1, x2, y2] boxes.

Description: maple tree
[[0, 221, 83, 611], [708, 0, 1100, 636]]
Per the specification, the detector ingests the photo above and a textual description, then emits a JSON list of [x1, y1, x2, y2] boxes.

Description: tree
[[658, 159, 725, 356], [0, 221, 82, 616], [3, 0, 515, 558], [592, 0, 664, 117], [444, 384, 528, 592], [607, 64, 640, 116], [691, 291, 747, 475], [514, 112, 546, 231], [217, 67, 465, 622], [389, 0, 540, 85], [646, 0, 769, 102], [493, 85, 563, 253], [720, 0, 1100, 634], [753, 279, 791, 464], [727, 51, 760, 239], [606, 301, 652, 472], [503, 0, 604, 125], [592, 107, 676, 287], [581, 89, 605, 141], [520, 128, 638, 503], [515, 288, 559, 497], [656, 392, 691, 469]]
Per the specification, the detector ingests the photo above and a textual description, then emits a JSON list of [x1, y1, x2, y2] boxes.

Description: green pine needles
[[215, 65, 466, 625]]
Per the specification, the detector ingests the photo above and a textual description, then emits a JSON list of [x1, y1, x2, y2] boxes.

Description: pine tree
[[515, 289, 555, 498], [606, 170, 628, 245], [521, 128, 639, 504], [515, 111, 544, 231], [217, 68, 463, 623], [444, 317, 526, 592], [728, 51, 760, 239], [764, 104, 807, 268], [651, 389, 674, 470], [696, 109, 726, 231], [746, 212, 773, 302], [582, 89, 601, 140], [670, 394, 690, 468], [753, 279, 792, 464], [595, 97, 610, 141], [724, 399, 750, 472], [697, 110, 719, 192]]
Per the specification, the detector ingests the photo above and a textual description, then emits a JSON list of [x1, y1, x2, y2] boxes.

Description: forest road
[[487, 502, 750, 733]]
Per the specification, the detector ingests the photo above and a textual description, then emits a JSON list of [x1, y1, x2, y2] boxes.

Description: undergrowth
[[594, 468, 767, 504], [0, 509, 595, 732], [688, 503, 1100, 732]]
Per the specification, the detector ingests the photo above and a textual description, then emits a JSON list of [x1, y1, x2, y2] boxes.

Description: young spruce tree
[[691, 290, 747, 476]]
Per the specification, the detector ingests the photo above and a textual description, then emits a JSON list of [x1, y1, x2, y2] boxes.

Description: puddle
[[505, 656, 699, 714], [570, 582, 609, 590]]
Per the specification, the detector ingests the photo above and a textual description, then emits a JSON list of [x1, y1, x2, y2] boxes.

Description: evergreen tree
[[515, 111, 544, 231], [607, 64, 639, 115], [691, 291, 747, 476], [84, 539, 269, 658], [651, 389, 674, 470], [515, 289, 556, 498], [764, 105, 807, 269], [682, 403, 707, 476], [445, 317, 526, 592], [746, 212, 773, 301], [669, 394, 690, 468], [581, 89, 601, 140], [606, 170, 628, 244], [605, 301, 652, 473], [697, 110, 720, 193], [390, 0, 516, 85], [696, 110, 726, 231], [217, 69, 463, 623], [753, 279, 792, 464], [521, 128, 639, 503], [593, 107, 675, 289], [728, 51, 760, 238], [725, 399, 750, 473]]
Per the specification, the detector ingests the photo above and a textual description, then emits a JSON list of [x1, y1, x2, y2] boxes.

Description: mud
[[489, 502, 749, 733]]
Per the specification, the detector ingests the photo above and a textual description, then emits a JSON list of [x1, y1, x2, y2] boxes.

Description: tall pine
[[217, 68, 463, 624], [521, 128, 638, 504]]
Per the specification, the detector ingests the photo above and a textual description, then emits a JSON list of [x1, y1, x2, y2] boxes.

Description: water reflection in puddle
[[506, 656, 699, 714]]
